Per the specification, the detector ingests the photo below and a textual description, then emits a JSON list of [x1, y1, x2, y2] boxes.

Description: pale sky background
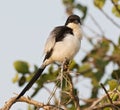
[[0, 0, 120, 110]]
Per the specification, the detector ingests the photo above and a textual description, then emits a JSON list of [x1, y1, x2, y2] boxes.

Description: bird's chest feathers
[[62, 23, 82, 53], [63, 33, 81, 55], [67, 23, 82, 40], [52, 35, 80, 62]]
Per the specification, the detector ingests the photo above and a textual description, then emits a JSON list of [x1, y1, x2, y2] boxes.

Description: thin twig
[[100, 83, 120, 110], [79, 98, 96, 104], [100, 9, 120, 29], [89, 13, 104, 35], [88, 101, 120, 110], [47, 81, 59, 104], [59, 59, 81, 110], [100, 83, 113, 104], [67, 74, 81, 110], [90, 92, 112, 108], [59, 59, 65, 105], [83, 25, 102, 37], [111, 0, 120, 15]]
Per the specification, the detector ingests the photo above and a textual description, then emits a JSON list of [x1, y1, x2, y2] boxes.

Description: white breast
[[50, 34, 81, 62], [43, 23, 82, 66]]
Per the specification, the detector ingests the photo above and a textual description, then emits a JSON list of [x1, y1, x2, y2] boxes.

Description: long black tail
[[16, 66, 46, 100]]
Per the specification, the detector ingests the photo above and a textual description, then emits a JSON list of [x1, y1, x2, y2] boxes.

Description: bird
[[16, 14, 82, 100]]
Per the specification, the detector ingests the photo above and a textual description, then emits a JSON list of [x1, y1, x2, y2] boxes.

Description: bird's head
[[65, 15, 81, 27], [65, 15, 82, 39]]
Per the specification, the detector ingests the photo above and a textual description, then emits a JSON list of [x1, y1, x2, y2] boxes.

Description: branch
[[1, 95, 64, 110], [100, 9, 120, 29], [100, 83, 113, 104], [83, 25, 102, 37], [88, 88, 120, 110], [59, 59, 81, 110], [89, 13, 104, 35], [111, 0, 120, 15], [100, 83, 120, 110], [89, 101, 120, 110], [90, 93, 108, 108], [68, 74, 81, 110]]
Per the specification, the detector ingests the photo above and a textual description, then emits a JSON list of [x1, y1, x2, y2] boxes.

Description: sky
[[0, 0, 120, 110], [0, 0, 64, 109]]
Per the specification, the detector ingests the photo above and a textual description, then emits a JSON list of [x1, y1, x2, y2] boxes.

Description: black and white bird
[[16, 14, 82, 100]]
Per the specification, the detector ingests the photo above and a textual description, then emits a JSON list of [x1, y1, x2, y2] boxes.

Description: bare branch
[[100, 9, 120, 29], [44, 85, 59, 104], [90, 91, 113, 108], [88, 101, 120, 110], [100, 83, 113, 104], [0, 95, 64, 110], [47, 81, 59, 104], [83, 25, 102, 37], [66, 74, 80, 110], [59, 59, 81, 110], [89, 13, 104, 35]]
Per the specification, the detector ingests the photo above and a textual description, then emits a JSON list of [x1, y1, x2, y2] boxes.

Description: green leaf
[[78, 63, 91, 73], [33, 65, 39, 73], [103, 107, 112, 110], [67, 104, 75, 110], [69, 60, 78, 70], [95, 58, 108, 71], [63, 0, 74, 4], [118, 35, 120, 45], [75, 3, 88, 20], [113, 45, 120, 53], [108, 79, 118, 90], [112, 5, 120, 17], [112, 0, 119, 3], [14, 60, 29, 74], [94, 0, 105, 9], [111, 44, 120, 64], [117, 85, 120, 91], [112, 69, 120, 79], [48, 65, 54, 73], [12, 73, 19, 83], [18, 76, 26, 86], [100, 38, 110, 52], [112, 93, 119, 101]]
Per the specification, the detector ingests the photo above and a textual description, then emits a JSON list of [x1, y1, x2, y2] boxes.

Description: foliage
[[13, 0, 120, 109]]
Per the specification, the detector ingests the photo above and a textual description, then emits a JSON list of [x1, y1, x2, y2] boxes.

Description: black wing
[[53, 26, 73, 42], [43, 26, 73, 61]]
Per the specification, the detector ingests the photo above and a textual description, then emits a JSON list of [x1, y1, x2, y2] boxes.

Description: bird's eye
[[73, 19, 80, 24], [69, 19, 74, 23], [74, 20, 79, 23], [69, 19, 80, 24]]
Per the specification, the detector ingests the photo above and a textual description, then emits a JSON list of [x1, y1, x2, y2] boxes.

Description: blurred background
[[0, 0, 120, 110]]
